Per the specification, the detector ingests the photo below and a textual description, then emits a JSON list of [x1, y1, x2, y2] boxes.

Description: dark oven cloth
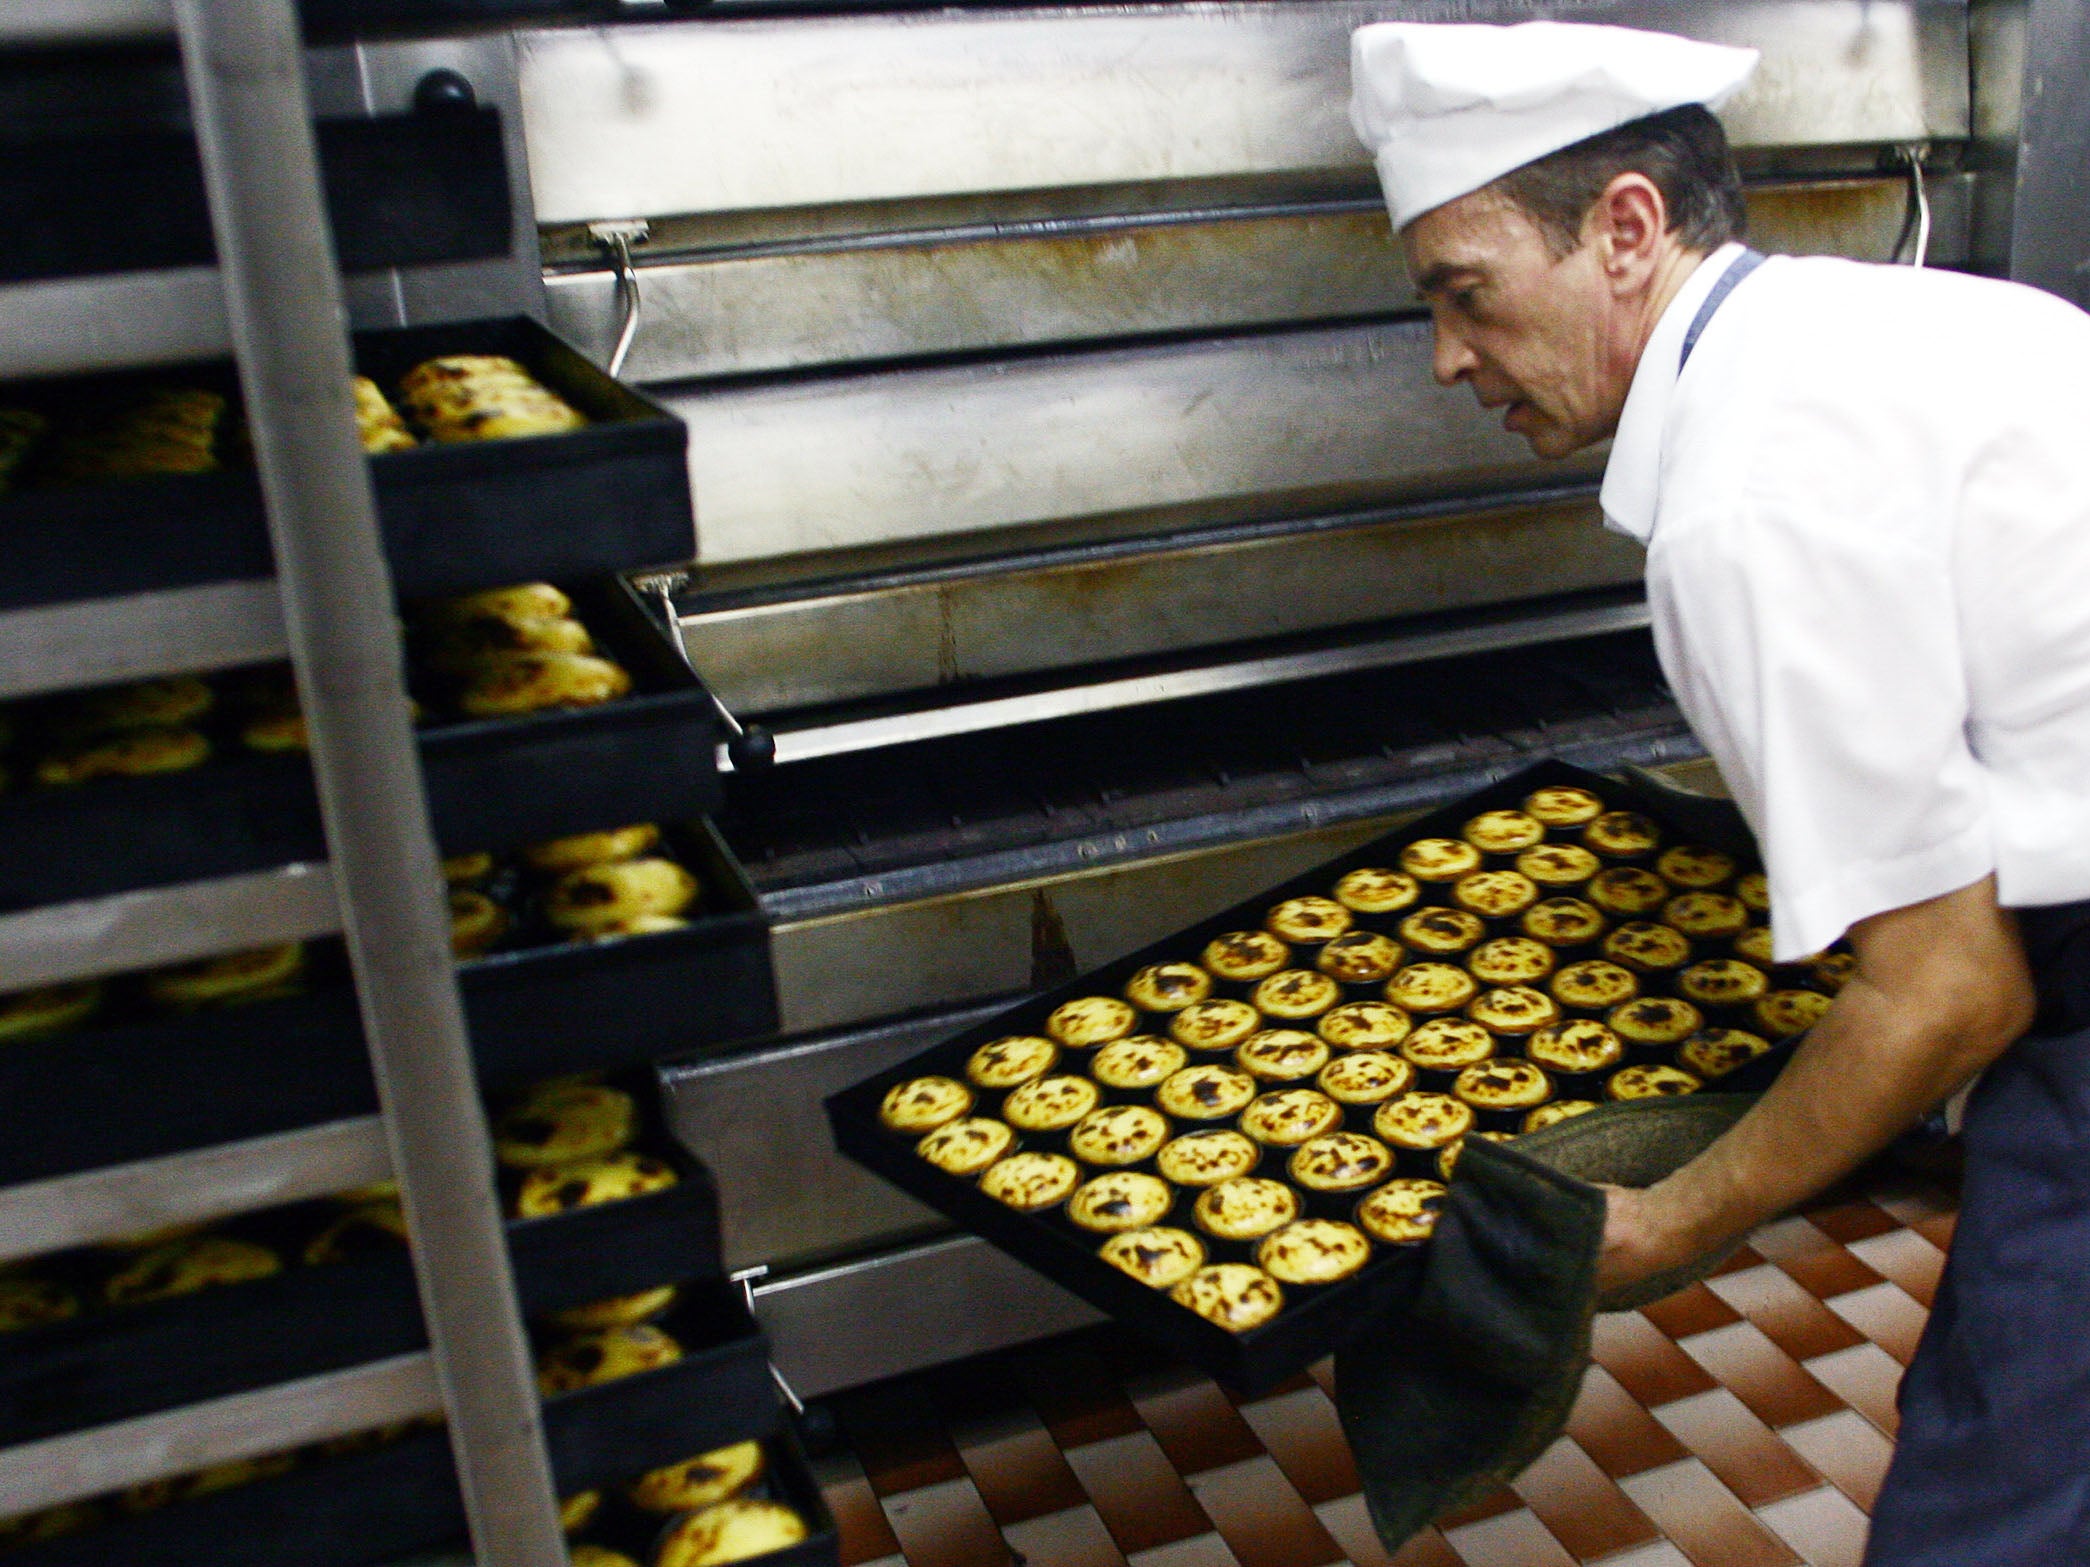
[[1333, 1094, 1756, 1552], [1866, 900, 2090, 1564]]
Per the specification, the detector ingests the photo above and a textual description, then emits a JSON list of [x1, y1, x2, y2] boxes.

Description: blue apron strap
[[1679, 248, 1766, 371]]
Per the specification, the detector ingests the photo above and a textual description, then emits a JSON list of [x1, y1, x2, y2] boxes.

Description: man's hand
[[1595, 875, 2034, 1299]]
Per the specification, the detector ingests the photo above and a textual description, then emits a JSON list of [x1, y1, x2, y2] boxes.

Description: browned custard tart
[[916, 1118, 1016, 1176], [1317, 1051, 1415, 1105], [1679, 1028, 1774, 1080], [1169, 1263, 1284, 1332], [1525, 1020, 1625, 1077], [1523, 785, 1605, 826], [1524, 1100, 1600, 1132], [1400, 838, 1484, 883], [1046, 996, 1138, 1048], [1550, 960, 1640, 1011], [1252, 969, 1343, 1021], [1373, 1092, 1474, 1150], [1385, 963, 1478, 1015], [1452, 870, 1541, 920], [966, 1036, 1059, 1090], [1265, 896, 1353, 944], [1091, 1035, 1188, 1090], [1455, 1059, 1553, 1114], [1584, 810, 1662, 858], [1462, 809, 1546, 854], [1734, 926, 1777, 966], [1067, 1171, 1174, 1234], [1588, 867, 1672, 916], [1401, 1018, 1496, 1072], [1398, 907, 1487, 955], [1518, 843, 1603, 887], [880, 1076, 973, 1134], [978, 1152, 1080, 1211], [1664, 892, 1750, 941], [1607, 1064, 1704, 1101], [1469, 936, 1556, 986], [1678, 958, 1770, 1008], [1467, 985, 1560, 1036], [1003, 1074, 1101, 1132], [1156, 1129, 1262, 1186], [1658, 845, 1737, 889], [1192, 1178, 1299, 1242], [1239, 1088, 1342, 1147], [1098, 1227, 1205, 1289], [1316, 930, 1404, 984], [1603, 922, 1694, 973], [1157, 1064, 1258, 1121], [1068, 1105, 1171, 1166], [1289, 1131, 1396, 1192], [1203, 930, 1290, 982], [1355, 1178, 1446, 1243], [1522, 897, 1608, 948], [1124, 963, 1214, 1013], [1170, 1000, 1262, 1052], [1332, 868, 1421, 915], [1235, 1029, 1330, 1082], [1757, 989, 1834, 1038], [1608, 996, 1705, 1048], [1736, 871, 1772, 914], [1317, 1000, 1413, 1050], [1258, 1219, 1372, 1285]]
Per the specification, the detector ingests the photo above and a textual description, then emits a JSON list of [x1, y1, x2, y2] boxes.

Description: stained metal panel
[[678, 501, 1638, 715], [517, 2, 1966, 226], [669, 316, 1594, 568], [752, 1233, 1098, 1400], [544, 175, 1972, 382]]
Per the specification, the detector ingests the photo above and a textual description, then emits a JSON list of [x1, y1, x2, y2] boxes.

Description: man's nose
[[1431, 320, 1478, 387]]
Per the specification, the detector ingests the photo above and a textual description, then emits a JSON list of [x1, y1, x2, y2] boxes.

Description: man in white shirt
[[1353, 21, 2090, 1564]]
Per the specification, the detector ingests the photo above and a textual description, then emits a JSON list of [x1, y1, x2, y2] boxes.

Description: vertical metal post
[[2004, 0, 2090, 306], [169, 6, 567, 1563]]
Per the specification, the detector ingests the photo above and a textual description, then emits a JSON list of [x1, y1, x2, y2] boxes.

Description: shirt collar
[[1599, 240, 1747, 543]]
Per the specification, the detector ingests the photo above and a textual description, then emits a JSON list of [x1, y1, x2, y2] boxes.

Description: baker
[[1350, 21, 2090, 1564]]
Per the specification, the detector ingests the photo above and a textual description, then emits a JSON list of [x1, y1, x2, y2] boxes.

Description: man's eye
[[1454, 289, 1480, 314]]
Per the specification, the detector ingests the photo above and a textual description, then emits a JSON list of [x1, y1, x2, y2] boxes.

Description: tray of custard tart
[[828, 759, 1839, 1392]]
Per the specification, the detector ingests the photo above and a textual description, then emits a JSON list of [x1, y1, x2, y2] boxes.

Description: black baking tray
[[828, 758, 1797, 1395], [0, 66, 509, 284], [0, 580, 721, 914], [0, 821, 774, 1188], [5, 1288, 785, 1567], [576, 1424, 841, 1567], [0, 1135, 721, 1449], [0, 316, 694, 610]]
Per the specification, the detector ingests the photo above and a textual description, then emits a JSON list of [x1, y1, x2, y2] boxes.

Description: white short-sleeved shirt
[[1601, 244, 2090, 961]]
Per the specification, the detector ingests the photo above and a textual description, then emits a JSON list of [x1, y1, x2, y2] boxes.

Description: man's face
[[1402, 190, 1633, 459]]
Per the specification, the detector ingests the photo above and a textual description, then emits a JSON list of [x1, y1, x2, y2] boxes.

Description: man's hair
[[1492, 104, 1746, 258]]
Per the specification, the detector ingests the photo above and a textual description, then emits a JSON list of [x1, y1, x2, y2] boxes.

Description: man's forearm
[[1646, 975, 2012, 1258]]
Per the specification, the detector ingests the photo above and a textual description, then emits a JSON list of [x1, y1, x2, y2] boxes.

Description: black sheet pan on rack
[[0, 316, 694, 611], [4, 1289, 802, 1567], [0, 579, 721, 913], [829, 758, 1798, 1395], [0, 821, 774, 1189], [0, 1122, 721, 1449]]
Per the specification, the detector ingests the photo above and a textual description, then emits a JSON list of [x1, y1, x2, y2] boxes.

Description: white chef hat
[[1350, 21, 1758, 230]]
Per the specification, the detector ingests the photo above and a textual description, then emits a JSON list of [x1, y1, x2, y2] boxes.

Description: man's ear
[[1588, 172, 1668, 290]]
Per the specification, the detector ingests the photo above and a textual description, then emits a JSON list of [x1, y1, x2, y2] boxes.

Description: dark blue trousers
[[1865, 1023, 2090, 1563]]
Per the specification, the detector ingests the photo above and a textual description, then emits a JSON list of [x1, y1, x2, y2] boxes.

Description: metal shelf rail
[[0, 3, 570, 1560]]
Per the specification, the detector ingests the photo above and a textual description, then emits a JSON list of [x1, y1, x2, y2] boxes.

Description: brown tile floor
[[812, 1168, 1958, 1567]]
